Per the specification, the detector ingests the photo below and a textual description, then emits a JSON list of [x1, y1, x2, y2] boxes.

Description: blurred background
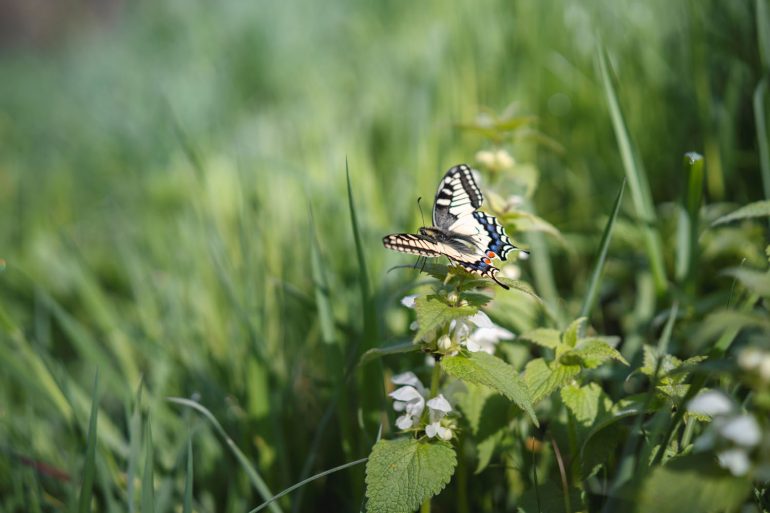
[[0, 0, 766, 511]]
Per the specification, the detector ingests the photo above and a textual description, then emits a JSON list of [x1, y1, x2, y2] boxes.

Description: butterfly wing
[[432, 165, 518, 260], [432, 164, 483, 231], [382, 233, 509, 289], [382, 233, 445, 257]]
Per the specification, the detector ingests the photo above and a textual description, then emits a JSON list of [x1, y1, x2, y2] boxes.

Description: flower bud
[[437, 334, 452, 351]]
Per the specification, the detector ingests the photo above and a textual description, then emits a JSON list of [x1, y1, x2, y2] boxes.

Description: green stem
[[420, 358, 443, 513], [430, 358, 442, 397]]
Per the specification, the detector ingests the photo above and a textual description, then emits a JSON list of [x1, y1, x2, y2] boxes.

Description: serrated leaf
[[495, 278, 542, 302], [560, 383, 606, 426], [562, 317, 587, 347], [413, 296, 477, 342], [455, 383, 495, 434], [475, 430, 504, 474], [365, 438, 456, 513], [560, 338, 628, 368], [518, 328, 562, 349], [523, 358, 580, 405], [711, 199, 770, 226], [443, 352, 537, 425], [638, 453, 751, 513]]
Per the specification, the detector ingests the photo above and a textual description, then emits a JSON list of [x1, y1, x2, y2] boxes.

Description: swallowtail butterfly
[[383, 164, 522, 289]]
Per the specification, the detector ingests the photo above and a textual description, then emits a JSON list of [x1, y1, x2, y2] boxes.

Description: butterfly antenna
[[417, 196, 427, 227]]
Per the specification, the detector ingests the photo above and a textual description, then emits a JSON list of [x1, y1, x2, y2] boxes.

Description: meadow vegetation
[[1, 0, 770, 511]]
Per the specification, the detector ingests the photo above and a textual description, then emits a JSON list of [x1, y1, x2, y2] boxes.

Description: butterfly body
[[383, 164, 522, 289]]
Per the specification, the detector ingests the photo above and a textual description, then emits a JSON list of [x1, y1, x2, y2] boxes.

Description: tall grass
[[0, 0, 767, 511]]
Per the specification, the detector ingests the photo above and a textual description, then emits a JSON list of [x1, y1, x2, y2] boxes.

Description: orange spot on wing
[[487, 251, 496, 259]]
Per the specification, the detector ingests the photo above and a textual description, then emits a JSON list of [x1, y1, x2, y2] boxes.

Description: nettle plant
[[365, 140, 628, 512]]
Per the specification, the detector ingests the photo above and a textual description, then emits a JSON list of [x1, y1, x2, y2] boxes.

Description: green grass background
[[0, 0, 767, 511]]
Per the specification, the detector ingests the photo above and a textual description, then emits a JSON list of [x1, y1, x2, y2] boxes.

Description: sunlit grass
[[0, 0, 768, 511]]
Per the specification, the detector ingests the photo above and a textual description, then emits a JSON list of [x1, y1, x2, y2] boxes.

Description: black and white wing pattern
[[433, 165, 517, 261], [383, 163, 523, 289]]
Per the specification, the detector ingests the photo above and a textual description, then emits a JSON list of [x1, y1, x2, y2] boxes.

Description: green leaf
[[443, 352, 537, 425], [523, 358, 580, 405], [597, 47, 667, 294], [560, 338, 629, 368], [711, 199, 770, 226], [638, 453, 751, 513], [722, 267, 770, 297], [518, 328, 562, 349], [413, 296, 477, 342], [560, 383, 606, 426], [359, 341, 420, 366], [141, 419, 155, 513], [562, 317, 587, 347], [454, 383, 495, 435], [365, 439, 456, 513], [580, 179, 625, 318], [183, 437, 193, 513], [77, 373, 99, 513], [475, 430, 504, 475]]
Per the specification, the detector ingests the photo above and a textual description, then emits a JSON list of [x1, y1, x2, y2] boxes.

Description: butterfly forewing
[[432, 164, 482, 230]]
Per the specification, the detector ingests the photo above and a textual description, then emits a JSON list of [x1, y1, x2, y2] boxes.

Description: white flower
[[688, 388, 762, 475], [501, 264, 521, 280], [687, 390, 734, 417], [718, 448, 752, 476], [738, 347, 764, 371], [401, 295, 418, 309], [717, 415, 761, 447], [452, 310, 514, 354], [389, 372, 426, 430], [475, 149, 515, 173], [425, 394, 453, 440], [437, 335, 453, 351]]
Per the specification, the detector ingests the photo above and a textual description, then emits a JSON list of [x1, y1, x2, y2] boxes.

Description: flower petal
[[392, 372, 423, 388], [393, 401, 406, 412], [719, 414, 761, 447], [718, 448, 751, 476], [395, 415, 414, 430], [401, 295, 417, 309], [468, 311, 495, 329], [687, 390, 734, 416], [389, 385, 422, 402], [436, 425, 453, 441], [425, 422, 439, 438], [427, 394, 452, 413]]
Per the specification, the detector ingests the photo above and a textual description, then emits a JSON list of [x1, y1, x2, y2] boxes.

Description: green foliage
[[365, 439, 456, 513], [0, 0, 767, 511], [413, 296, 478, 342], [443, 352, 537, 425], [638, 454, 752, 513]]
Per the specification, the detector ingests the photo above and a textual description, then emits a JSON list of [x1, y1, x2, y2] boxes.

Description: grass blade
[[141, 419, 154, 513], [754, 78, 770, 202], [675, 153, 704, 289], [579, 179, 625, 319], [126, 381, 143, 513], [183, 437, 193, 513], [167, 397, 283, 513], [77, 372, 99, 513], [598, 47, 667, 295], [345, 160, 376, 346], [247, 458, 368, 513], [757, 0, 770, 71]]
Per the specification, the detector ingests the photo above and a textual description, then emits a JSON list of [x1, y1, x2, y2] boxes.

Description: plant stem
[[420, 357, 443, 513], [430, 357, 442, 397]]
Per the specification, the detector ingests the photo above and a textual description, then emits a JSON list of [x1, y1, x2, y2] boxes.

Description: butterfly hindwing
[[472, 211, 516, 260]]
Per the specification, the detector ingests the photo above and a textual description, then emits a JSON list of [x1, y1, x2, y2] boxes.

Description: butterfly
[[383, 164, 523, 289]]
